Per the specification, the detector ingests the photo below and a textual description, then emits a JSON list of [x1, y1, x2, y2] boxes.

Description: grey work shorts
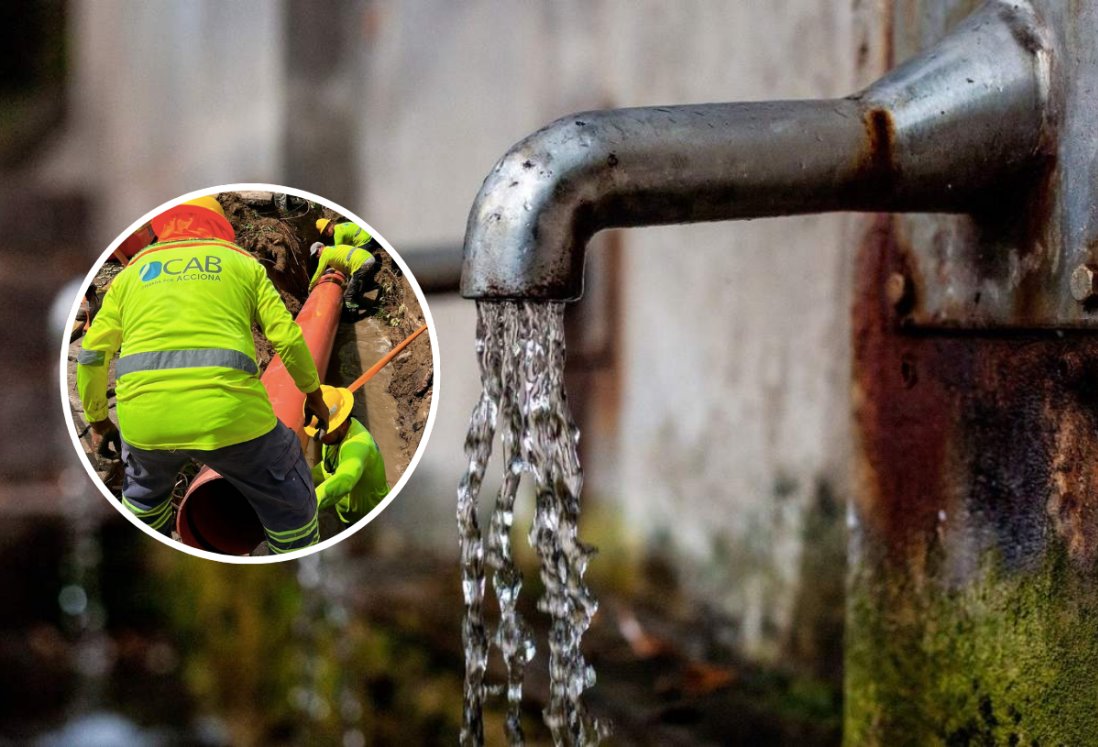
[[120, 421, 318, 551]]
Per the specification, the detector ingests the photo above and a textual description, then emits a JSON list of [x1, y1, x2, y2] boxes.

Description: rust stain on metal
[[854, 215, 1098, 574], [1049, 356, 1098, 566], [996, 2, 1046, 54], [857, 108, 899, 193], [854, 216, 953, 576], [1003, 139, 1058, 322]]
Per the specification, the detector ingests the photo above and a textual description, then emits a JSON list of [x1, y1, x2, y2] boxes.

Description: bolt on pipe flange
[[1070, 265, 1098, 303]]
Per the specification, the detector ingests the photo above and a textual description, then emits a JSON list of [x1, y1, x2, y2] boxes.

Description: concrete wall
[[50, 0, 287, 246], [43, 0, 890, 669], [356, 0, 887, 666]]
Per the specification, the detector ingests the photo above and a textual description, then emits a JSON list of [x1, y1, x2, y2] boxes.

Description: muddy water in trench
[[330, 317, 406, 484], [458, 301, 608, 746]]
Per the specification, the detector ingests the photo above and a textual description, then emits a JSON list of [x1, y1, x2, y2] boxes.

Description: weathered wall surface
[[34, 2, 1098, 737], [48, 0, 287, 246], [846, 215, 1098, 745], [356, 0, 887, 669], [844, 2, 1098, 742], [44, 0, 890, 672], [16, 1, 291, 515]]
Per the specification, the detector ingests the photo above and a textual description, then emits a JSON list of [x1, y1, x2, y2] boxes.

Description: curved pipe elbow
[[461, 112, 619, 301]]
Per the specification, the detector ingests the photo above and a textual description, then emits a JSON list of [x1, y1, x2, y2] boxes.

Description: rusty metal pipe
[[176, 272, 347, 554], [461, 0, 1052, 300], [403, 245, 464, 294]]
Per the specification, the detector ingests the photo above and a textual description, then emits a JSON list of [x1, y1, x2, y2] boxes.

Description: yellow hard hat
[[316, 218, 332, 234], [184, 195, 227, 218], [303, 385, 354, 438]]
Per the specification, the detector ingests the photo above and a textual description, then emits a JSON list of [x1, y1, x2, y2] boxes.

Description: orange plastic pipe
[[346, 323, 428, 394], [114, 223, 156, 266], [263, 273, 347, 448], [176, 272, 347, 554]]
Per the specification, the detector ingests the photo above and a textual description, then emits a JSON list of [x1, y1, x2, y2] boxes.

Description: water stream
[[458, 301, 608, 746]]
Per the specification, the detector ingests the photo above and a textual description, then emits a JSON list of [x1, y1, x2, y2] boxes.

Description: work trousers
[[120, 421, 319, 554], [344, 255, 379, 304]]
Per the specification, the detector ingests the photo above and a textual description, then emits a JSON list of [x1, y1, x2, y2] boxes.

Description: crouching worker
[[77, 196, 330, 553], [311, 217, 380, 313], [316, 217, 371, 250], [308, 242, 380, 313], [303, 385, 389, 526]]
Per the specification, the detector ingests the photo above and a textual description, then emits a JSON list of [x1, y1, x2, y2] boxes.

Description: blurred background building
[[1, 1, 891, 742]]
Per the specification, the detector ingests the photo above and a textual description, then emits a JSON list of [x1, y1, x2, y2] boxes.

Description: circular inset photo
[[59, 185, 438, 562]]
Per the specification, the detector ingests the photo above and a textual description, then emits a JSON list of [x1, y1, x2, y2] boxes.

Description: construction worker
[[77, 196, 330, 554], [314, 218, 380, 311], [316, 217, 371, 248], [304, 385, 389, 526], [308, 241, 379, 313]]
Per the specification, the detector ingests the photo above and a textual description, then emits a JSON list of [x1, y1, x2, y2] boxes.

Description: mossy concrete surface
[[848, 217, 1098, 744], [846, 548, 1098, 745]]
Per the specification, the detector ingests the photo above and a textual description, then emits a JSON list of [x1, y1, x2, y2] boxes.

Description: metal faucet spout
[[461, 0, 1052, 301]]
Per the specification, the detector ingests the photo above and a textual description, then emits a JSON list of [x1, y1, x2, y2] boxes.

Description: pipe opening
[[177, 473, 265, 555]]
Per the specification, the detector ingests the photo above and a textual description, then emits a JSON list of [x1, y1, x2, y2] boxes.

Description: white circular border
[[58, 183, 442, 564]]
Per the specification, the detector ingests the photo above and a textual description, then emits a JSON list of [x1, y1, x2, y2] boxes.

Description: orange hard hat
[[151, 195, 234, 242]]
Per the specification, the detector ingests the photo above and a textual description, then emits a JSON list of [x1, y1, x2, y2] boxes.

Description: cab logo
[[140, 256, 222, 284]]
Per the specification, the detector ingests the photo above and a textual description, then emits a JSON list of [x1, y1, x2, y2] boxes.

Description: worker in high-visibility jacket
[[303, 385, 389, 526], [313, 217, 379, 311], [77, 196, 330, 554], [316, 217, 371, 248]]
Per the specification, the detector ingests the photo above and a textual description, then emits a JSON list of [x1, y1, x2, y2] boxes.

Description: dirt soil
[[217, 193, 433, 478], [218, 193, 311, 312], [67, 193, 434, 533], [346, 553, 842, 745], [366, 250, 434, 453]]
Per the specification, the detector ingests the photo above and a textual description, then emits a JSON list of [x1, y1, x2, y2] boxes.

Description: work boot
[[341, 302, 362, 321]]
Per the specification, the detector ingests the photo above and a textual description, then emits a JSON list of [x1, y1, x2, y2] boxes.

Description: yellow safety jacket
[[312, 417, 389, 525], [308, 244, 375, 288], [77, 238, 320, 450], [333, 221, 371, 248]]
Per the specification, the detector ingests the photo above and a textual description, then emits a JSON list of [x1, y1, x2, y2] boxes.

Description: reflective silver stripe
[[116, 348, 258, 377], [77, 348, 106, 366]]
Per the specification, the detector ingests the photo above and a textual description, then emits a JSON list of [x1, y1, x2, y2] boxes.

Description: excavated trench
[[221, 193, 432, 474], [328, 319, 405, 485], [67, 192, 433, 536]]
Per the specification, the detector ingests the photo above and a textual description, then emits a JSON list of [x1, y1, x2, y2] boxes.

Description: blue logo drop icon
[[140, 261, 162, 282]]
